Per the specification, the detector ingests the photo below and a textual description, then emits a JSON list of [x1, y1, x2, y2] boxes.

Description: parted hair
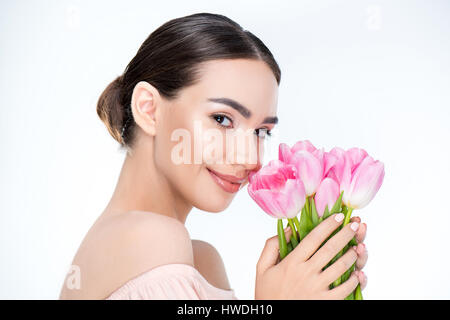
[[96, 12, 281, 149]]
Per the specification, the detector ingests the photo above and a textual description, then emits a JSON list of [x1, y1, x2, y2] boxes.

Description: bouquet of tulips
[[247, 140, 384, 300]]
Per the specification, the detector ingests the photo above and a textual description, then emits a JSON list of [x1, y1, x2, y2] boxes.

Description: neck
[[101, 135, 193, 224]]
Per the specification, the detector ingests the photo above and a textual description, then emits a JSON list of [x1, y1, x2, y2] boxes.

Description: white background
[[1, 0, 449, 299]]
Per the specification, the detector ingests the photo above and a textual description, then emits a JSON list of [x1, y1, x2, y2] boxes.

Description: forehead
[[181, 59, 279, 116]]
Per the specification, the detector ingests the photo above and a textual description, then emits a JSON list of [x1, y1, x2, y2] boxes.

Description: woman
[[59, 12, 368, 300]]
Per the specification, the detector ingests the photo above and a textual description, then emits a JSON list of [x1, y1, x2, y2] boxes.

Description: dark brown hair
[[96, 12, 281, 149]]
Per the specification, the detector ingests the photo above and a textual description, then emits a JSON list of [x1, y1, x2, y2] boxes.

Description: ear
[[131, 81, 160, 136]]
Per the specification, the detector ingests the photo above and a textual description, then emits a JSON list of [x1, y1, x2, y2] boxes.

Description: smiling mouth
[[207, 168, 246, 193]]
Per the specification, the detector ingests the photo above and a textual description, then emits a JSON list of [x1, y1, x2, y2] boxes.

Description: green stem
[[346, 262, 356, 281], [343, 207, 354, 226], [354, 284, 363, 300], [293, 216, 301, 241], [305, 195, 310, 217], [287, 218, 299, 242], [277, 219, 288, 260], [345, 291, 355, 300], [310, 196, 319, 227], [287, 241, 293, 254], [287, 218, 299, 248]]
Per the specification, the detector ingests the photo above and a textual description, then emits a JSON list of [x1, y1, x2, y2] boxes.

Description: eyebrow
[[207, 97, 278, 124]]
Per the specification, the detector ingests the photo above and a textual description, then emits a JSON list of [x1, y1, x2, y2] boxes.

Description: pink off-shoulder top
[[105, 263, 238, 300]]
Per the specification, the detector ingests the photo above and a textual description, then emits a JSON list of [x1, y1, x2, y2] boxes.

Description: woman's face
[[151, 58, 278, 212]]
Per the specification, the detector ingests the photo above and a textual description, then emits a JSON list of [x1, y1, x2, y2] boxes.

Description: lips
[[207, 168, 246, 193]]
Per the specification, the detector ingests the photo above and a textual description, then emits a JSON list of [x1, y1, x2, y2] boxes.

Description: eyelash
[[210, 114, 272, 139]]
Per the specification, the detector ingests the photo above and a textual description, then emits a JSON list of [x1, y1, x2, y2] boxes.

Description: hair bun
[[96, 75, 126, 144]]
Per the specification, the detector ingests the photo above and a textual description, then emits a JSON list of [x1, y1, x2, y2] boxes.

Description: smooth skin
[[59, 58, 368, 299]]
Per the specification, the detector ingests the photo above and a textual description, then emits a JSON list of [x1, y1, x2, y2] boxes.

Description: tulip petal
[[327, 147, 347, 185], [347, 158, 385, 209], [290, 150, 323, 196], [315, 178, 340, 217], [346, 147, 369, 173], [323, 151, 338, 178], [291, 140, 317, 153], [279, 143, 293, 163], [247, 159, 306, 219]]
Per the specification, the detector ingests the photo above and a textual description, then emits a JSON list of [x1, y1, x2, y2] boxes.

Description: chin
[[191, 177, 239, 213], [192, 192, 236, 213], [185, 166, 246, 213]]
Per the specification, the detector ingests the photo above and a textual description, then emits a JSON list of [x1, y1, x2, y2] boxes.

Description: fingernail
[[350, 222, 360, 231], [284, 226, 290, 233], [335, 213, 344, 222], [352, 246, 357, 251]]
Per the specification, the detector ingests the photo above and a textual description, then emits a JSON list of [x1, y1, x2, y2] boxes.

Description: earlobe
[[131, 81, 158, 136]]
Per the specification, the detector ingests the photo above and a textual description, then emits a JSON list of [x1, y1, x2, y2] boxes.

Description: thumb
[[256, 226, 292, 275]]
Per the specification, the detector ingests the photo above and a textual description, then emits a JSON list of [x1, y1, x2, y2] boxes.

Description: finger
[[256, 235, 279, 275], [359, 271, 368, 290], [287, 213, 345, 263], [257, 227, 292, 275], [350, 217, 366, 243], [319, 246, 358, 286], [350, 216, 361, 223], [355, 243, 368, 270], [308, 221, 361, 270], [327, 271, 360, 300], [355, 222, 367, 243]]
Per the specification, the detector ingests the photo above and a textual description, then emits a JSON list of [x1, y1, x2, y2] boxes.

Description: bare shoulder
[[59, 211, 194, 299], [108, 210, 194, 260], [109, 210, 194, 264], [192, 239, 231, 291]]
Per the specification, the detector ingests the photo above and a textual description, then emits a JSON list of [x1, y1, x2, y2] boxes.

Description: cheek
[[201, 125, 226, 165], [153, 112, 197, 184], [154, 106, 197, 165], [223, 131, 264, 165], [153, 113, 238, 211], [153, 114, 209, 193]]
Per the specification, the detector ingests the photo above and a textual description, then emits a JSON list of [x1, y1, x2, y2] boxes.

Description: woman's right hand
[[255, 213, 365, 300]]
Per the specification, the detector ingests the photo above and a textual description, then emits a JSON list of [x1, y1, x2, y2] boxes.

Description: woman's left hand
[[350, 216, 368, 290]]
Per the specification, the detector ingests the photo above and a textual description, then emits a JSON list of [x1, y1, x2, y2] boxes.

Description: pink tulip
[[346, 147, 369, 173], [278, 143, 294, 163], [279, 140, 317, 163], [287, 150, 323, 196], [326, 147, 368, 185], [325, 147, 346, 185], [248, 159, 306, 219], [279, 142, 323, 196], [291, 140, 317, 153], [280, 142, 336, 194], [340, 154, 385, 209], [314, 178, 340, 217], [312, 148, 339, 179]]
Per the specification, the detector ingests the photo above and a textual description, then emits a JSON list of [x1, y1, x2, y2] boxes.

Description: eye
[[255, 128, 272, 139], [212, 114, 233, 128]]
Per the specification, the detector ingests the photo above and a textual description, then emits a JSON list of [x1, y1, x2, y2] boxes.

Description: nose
[[235, 134, 263, 174], [239, 159, 262, 186], [222, 127, 264, 176], [246, 161, 262, 176]]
